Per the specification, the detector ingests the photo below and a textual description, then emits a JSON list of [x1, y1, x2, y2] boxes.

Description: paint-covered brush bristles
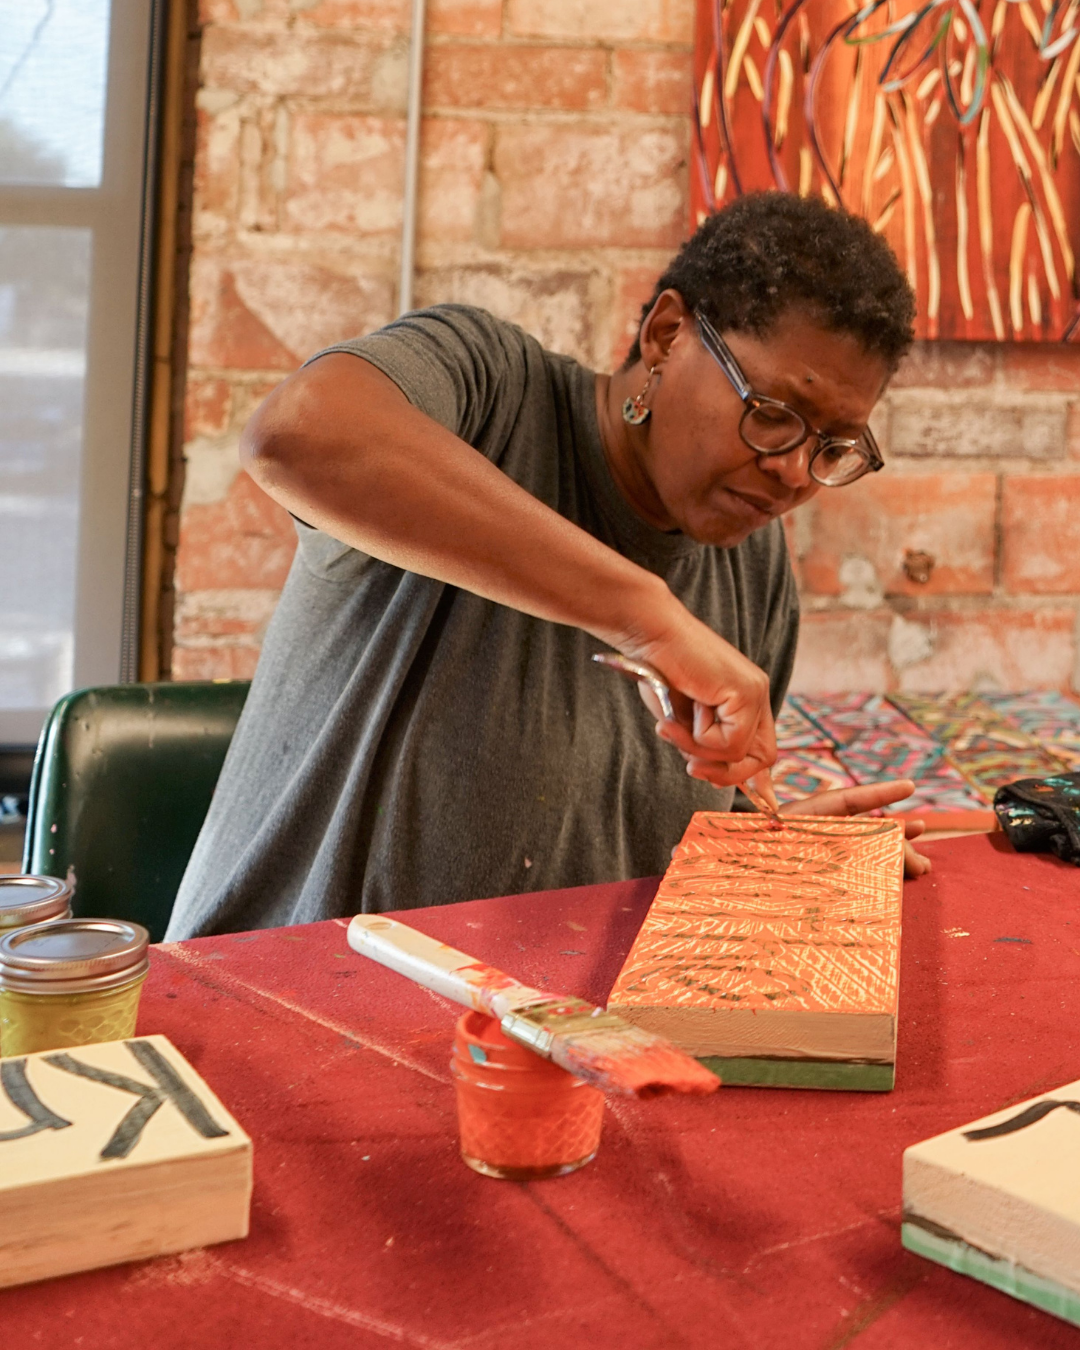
[[348, 915, 719, 1099], [498, 997, 718, 1097]]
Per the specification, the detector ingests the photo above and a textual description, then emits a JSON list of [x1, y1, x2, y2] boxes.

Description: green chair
[[22, 681, 250, 942]]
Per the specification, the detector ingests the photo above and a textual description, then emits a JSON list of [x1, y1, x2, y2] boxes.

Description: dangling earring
[[622, 367, 656, 426]]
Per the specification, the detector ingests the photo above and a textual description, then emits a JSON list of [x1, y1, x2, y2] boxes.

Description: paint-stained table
[[4, 832, 1079, 1349]]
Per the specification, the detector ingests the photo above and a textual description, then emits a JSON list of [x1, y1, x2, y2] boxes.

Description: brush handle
[[347, 914, 544, 1016]]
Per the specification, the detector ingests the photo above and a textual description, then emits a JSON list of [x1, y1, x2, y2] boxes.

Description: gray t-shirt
[[166, 305, 799, 939]]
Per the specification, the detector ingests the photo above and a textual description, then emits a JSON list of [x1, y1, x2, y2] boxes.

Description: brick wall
[[788, 345, 1080, 693], [172, 0, 1080, 693]]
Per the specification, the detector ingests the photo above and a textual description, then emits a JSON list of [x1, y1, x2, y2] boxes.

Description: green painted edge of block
[[698, 1056, 894, 1092], [902, 1221, 1080, 1329]]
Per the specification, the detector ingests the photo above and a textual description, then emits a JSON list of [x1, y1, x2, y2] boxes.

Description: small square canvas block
[[772, 749, 855, 802], [888, 692, 990, 743], [950, 744, 1072, 798], [890, 693, 1017, 748], [790, 693, 931, 748], [982, 690, 1080, 739], [835, 735, 995, 829], [903, 1082, 1080, 1328], [835, 732, 950, 782], [982, 692, 1080, 769], [607, 813, 905, 1090], [775, 700, 833, 750], [0, 1034, 252, 1288]]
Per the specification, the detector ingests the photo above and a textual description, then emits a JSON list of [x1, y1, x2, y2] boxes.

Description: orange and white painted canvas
[[692, 0, 1080, 341], [608, 813, 905, 1068]]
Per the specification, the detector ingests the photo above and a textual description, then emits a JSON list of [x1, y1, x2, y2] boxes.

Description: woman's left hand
[[675, 731, 931, 879], [779, 777, 931, 879]]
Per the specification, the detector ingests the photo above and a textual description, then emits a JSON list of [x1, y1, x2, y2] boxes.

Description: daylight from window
[[0, 1, 110, 714], [0, 0, 110, 188]]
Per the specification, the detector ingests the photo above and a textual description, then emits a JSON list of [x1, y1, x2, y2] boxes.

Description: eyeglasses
[[694, 308, 884, 488]]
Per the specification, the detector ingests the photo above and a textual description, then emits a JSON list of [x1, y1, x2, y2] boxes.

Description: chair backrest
[[23, 681, 250, 942]]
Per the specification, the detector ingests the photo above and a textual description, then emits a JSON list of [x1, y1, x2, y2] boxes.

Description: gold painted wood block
[[607, 814, 905, 1074], [0, 1034, 251, 1288], [903, 1084, 1080, 1325]]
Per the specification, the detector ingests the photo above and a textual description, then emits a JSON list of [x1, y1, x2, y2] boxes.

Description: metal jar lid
[[0, 875, 74, 929], [0, 918, 150, 995]]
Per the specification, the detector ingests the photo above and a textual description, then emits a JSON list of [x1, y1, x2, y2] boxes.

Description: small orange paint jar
[[450, 1011, 604, 1180]]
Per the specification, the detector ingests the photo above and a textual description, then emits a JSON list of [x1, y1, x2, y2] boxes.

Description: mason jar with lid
[[0, 874, 74, 932], [0, 918, 150, 1056]]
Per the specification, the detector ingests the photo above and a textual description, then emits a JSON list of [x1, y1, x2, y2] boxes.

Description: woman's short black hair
[[625, 191, 916, 371]]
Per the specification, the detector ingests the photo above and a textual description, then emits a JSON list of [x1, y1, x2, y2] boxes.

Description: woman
[[166, 192, 926, 940]]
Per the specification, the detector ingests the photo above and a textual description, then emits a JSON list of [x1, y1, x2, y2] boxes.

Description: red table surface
[[4, 833, 1080, 1349]]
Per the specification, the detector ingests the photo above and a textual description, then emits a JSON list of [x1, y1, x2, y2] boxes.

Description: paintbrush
[[347, 915, 719, 1099]]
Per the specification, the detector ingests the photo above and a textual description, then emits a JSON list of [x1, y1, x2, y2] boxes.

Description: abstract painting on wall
[[692, 0, 1080, 340]]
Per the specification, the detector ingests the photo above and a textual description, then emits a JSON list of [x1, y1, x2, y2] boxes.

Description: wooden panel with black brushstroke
[[903, 1082, 1080, 1326], [0, 1034, 252, 1288]]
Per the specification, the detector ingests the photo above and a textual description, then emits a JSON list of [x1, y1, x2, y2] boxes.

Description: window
[[0, 0, 163, 743]]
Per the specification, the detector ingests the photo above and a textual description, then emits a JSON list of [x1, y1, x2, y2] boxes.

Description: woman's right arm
[[242, 352, 776, 785]]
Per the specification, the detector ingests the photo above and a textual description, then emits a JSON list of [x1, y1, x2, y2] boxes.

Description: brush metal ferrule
[[499, 996, 610, 1057]]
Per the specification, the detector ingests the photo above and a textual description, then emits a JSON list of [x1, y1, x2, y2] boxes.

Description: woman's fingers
[[748, 768, 781, 814], [779, 779, 916, 818], [667, 738, 934, 878], [656, 717, 702, 757], [693, 690, 777, 766], [774, 779, 931, 878], [684, 752, 776, 789], [904, 840, 932, 878], [656, 706, 776, 779], [637, 683, 666, 723], [676, 769, 922, 820]]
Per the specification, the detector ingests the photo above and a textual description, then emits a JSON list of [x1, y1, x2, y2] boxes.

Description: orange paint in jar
[[451, 1010, 604, 1180]]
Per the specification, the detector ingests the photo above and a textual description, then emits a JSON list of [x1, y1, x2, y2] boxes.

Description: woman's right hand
[[611, 597, 778, 790]]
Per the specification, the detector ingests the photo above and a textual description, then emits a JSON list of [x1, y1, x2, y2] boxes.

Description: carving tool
[[347, 915, 719, 1098], [592, 651, 783, 822]]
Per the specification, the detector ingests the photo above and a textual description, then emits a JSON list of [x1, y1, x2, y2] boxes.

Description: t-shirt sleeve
[[306, 305, 528, 454]]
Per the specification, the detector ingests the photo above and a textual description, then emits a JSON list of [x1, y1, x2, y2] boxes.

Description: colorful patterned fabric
[[950, 746, 1071, 799], [834, 737, 987, 815], [983, 692, 1080, 769], [888, 692, 1071, 798], [775, 700, 833, 750], [789, 694, 930, 748], [889, 693, 1012, 747], [772, 750, 855, 802], [982, 690, 1080, 732], [774, 693, 1080, 813]]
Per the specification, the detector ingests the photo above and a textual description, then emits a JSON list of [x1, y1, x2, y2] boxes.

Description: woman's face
[[636, 295, 891, 548]]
